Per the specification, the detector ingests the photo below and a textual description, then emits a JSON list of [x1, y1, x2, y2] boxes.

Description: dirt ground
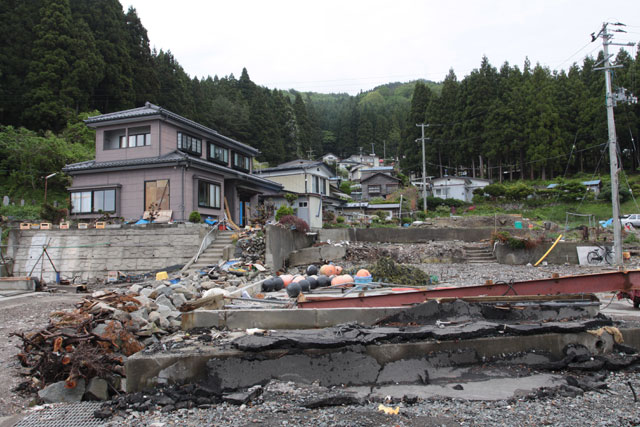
[[0, 292, 83, 417]]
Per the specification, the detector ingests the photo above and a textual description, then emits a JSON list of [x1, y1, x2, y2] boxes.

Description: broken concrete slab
[[366, 373, 565, 401], [84, 378, 109, 401], [288, 246, 347, 267], [0, 277, 35, 291], [38, 379, 86, 403]]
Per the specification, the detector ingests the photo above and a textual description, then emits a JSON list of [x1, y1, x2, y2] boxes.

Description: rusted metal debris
[[297, 270, 640, 309], [11, 292, 144, 394]]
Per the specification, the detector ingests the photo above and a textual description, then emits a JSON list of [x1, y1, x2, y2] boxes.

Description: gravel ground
[[101, 370, 640, 427]]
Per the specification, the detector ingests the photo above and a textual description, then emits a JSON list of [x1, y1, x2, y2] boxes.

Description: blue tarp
[[599, 218, 613, 228], [134, 219, 149, 225], [204, 218, 218, 226]]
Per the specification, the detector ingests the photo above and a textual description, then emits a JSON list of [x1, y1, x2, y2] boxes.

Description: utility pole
[[417, 124, 428, 213], [593, 22, 635, 267], [306, 148, 314, 160], [383, 140, 386, 161], [371, 143, 375, 155]]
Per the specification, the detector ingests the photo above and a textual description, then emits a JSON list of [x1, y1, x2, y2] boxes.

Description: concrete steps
[[187, 231, 235, 273], [464, 246, 497, 263]]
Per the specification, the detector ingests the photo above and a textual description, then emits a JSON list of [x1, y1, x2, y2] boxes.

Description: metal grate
[[14, 402, 106, 427]]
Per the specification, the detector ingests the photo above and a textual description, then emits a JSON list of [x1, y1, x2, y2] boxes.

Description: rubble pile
[[234, 230, 266, 264], [366, 257, 433, 287]]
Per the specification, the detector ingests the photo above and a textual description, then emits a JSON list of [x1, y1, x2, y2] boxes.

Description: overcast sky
[[125, 0, 640, 95]]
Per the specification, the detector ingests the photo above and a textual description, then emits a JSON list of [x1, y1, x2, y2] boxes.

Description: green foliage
[[367, 257, 431, 287], [483, 183, 506, 198], [435, 205, 450, 215], [415, 211, 427, 220], [275, 205, 294, 221], [278, 215, 309, 233], [40, 203, 68, 223], [339, 181, 353, 195], [600, 185, 631, 203], [504, 182, 534, 201], [624, 234, 639, 244], [0, 203, 41, 220], [401, 217, 412, 224], [336, 216, 345, 223], [188, 211, 202, 223], [284, 193, 298, 206]]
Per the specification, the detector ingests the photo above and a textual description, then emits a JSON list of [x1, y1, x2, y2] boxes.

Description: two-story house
[[255, 159, 336, 229], [62, 102, 282, 225]]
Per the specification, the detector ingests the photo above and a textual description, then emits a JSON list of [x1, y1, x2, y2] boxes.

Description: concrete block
[[0, 277, 35, 291], [38, 379, 86, 403]]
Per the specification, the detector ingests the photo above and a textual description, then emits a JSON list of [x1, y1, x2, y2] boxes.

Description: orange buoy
[[331, 274, 354, 286], [319, 264, 336, 276], [280, 274, 294, 287], [335, 266, 343, 274], [292, 275, 305, 283], [356, 269, 371, 277]]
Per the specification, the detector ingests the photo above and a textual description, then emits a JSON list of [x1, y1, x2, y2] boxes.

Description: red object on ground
[[297, 270, 640, 309]]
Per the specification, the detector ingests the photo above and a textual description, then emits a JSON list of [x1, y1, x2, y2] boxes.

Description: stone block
[[38, 379, 86, 403], [85, 378, 109, 401]]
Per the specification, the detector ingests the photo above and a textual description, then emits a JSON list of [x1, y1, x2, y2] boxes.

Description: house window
[[312, 176, 319, 193], [70, 189, 116, 214], [233, 152, 250, 171], [298, 201, 308, 207], [198, 181, 221, 209], [368, 184, 381, 193], [144, 180, 169, 211], [207, 142, 229, 165], [177, 132, 202, 155]]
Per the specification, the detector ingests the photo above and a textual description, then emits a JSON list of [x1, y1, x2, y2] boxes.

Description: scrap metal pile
[[11, 292, 144, 397]]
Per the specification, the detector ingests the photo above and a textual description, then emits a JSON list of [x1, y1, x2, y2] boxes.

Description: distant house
[[345, 153, 380, 167], [321, 153, 340, 164], [348, 164, 367, 181], [547, 179, 602, 195], [359, 166, 395, 182], [63, 102, 282, 225], [428, 176, 492, 202], [361, 173, 401, 200], [341, 202, 401, 222], [338, 159, 361, 170], [256, 159, 335, 229]]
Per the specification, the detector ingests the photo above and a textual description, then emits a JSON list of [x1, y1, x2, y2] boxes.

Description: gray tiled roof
[[85, 102, 259, 155], [63, 151, 283, 190]]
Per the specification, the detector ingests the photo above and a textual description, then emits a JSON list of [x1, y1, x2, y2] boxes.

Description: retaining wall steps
[[464, 246, 497, 263], [187, 231, 235, 273]]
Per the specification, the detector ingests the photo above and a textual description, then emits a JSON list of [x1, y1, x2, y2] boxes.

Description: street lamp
[[44, 172, 57, 206]]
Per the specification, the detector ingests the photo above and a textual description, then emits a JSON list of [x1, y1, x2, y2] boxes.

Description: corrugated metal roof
[[345, 202, 368, 208], [361, 166, 393, 171]]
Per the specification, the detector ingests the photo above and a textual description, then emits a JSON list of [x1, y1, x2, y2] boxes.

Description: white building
[[427, 176, 492, 202]]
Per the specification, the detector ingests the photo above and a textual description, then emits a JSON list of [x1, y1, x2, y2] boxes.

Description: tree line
[[398, 53, 640, 181], [1, 0, 639, 184]]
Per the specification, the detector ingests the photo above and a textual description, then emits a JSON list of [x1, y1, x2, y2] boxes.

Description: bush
[[275, 205, 294, 221], [336, 216, 345, 223], [323, 210, 336, 222], [40, 203, 67, 223], [415, 211, 427, 220], [188, 211, 202, 223], [435, 205, 450, 215], [401, 217, 412, 225], [278, 215, 309, 233], [505, 182, 534, 201], [284, 193, 298, 206], [600, 185, 631, 203], [483, 183, 506, 198]]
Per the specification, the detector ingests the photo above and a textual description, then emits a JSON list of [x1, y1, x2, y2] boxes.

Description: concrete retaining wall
[[264, 224, 315, 270], [318, 227, 527, 243], [6, 224, 208, 281], [495, 241, 581, 265]]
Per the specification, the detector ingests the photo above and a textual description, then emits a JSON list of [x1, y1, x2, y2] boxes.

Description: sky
[[124, 0, 640, 95]]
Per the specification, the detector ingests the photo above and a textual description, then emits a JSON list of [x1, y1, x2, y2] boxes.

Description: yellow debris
[[378, 404, 400, 415], [155, 271, 168, 281], [587, 326, 624, 344]]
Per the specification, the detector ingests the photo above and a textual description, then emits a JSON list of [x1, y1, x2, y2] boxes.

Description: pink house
[[63, 102, 282, 224]]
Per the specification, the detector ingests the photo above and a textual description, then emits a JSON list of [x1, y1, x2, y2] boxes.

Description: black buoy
[[286, 282, 302, 298], [306, 276, 318, 289], [298, 279, 310, 292], [261, 278, 275, 292], [272, 276, 284, 291], [316, 275, 331, 287], [306, 265, 318, 276]]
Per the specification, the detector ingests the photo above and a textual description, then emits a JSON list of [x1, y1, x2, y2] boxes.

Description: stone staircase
[[186, 230, 235, 274], [464, 244, 497, 263]]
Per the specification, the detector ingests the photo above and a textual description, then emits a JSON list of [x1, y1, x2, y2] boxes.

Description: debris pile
[[234, 230, 266, 264], [12, 292, 143, 401], [367, 257, 433, 287]]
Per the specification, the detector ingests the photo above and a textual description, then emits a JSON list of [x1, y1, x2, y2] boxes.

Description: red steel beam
[[297, 269, 640, 309]]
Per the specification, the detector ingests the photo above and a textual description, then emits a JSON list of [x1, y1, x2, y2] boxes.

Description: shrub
[[275, 205, 294, 221], [483, 183, 506, 198], [284, 193, 298, 206], [374, 210, 388, 221], [401, 217, 412, 225], [336, 216, 345, 223], [505, 182, 534, 201], [278, 215, 309, 233], [435, 205, 450, 215], [600, 185, 631, 203], [415, 211, 427, 220], [188, 211, 202, 223], [40, 203, 67, 223], [323, 210, 336, 222]]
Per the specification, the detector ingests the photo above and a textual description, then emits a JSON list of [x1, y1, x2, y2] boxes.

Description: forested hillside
[[1, 0, 639, 202]]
